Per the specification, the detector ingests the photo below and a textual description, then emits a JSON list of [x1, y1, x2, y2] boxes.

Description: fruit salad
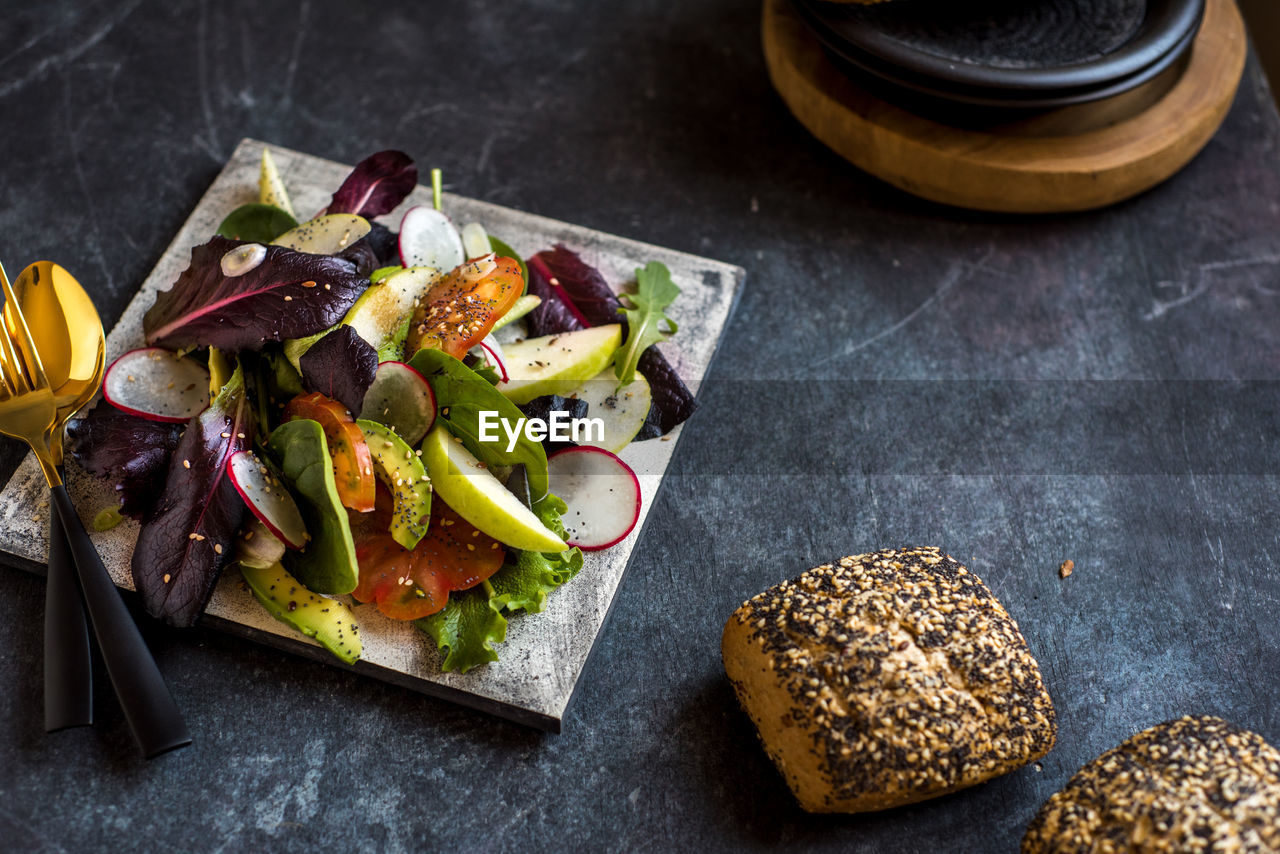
[[69, 149, 696, 672]]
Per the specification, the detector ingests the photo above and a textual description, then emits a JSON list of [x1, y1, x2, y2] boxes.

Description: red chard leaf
[[68, 399, 183, 519], [130, 367, 255, 627], [326, 150, 417, 218], [298, 325, 379, 417], [525, 245, 697, 435], [143, 236, 367, 353]]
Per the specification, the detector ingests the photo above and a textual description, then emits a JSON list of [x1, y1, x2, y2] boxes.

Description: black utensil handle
[[44, 495, 94, 731], [49, 485, 191, 758]]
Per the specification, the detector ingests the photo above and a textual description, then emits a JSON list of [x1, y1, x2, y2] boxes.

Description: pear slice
[[421, 424, 566, 553], [496, 324, 622, 405], [258, 149, 295, 219]]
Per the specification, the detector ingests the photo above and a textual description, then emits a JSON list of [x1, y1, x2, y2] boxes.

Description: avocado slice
[[239, 560, 362, 664], [357, 419, 432, 550]]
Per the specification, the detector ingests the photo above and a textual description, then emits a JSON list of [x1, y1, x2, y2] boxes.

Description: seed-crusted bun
[[1023, 716, 1280, 853], [722, 546, 1056, 813]]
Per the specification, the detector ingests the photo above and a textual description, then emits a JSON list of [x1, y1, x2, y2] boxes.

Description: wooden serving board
[[0, 139, 744, 732], [763, 0, 1246, 213]]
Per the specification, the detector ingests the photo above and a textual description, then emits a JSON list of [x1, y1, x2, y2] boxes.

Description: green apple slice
[[272, 214, 371, 255], [496, 323, 622, 405], [566, 368, 652, 453], [285, 266, 441, 370], [258, 148, 296, 219], [421, 424, 566, 553]]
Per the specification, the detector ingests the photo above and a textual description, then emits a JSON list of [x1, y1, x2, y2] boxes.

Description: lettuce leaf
[[67, 399, 182, 519], [325, 150, 417, 218], [415, 494, 582, 672], [130, 367, 255, 627], [297, 325, 378, 417], [144, 236, 367, 353]]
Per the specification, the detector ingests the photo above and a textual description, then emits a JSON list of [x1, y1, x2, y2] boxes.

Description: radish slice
[[361, 361, 437, 446], [228, 450, 309, 550], [475, 334, 510, 383], [103, 348, 210, 423], [399, 206, 464, 271], [547, 447, 641, 551]]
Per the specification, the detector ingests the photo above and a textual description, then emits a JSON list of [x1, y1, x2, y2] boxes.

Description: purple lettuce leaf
[[67, 399, 183, 519], [143, 236, 367, 353], [325, 150, 417, 218], [131, 368, 255, 628], [525, 245, 697, 436], [298, 325, 378, 416]]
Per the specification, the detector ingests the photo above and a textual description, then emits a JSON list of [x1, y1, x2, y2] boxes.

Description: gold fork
[[0, 261, 190, 758]]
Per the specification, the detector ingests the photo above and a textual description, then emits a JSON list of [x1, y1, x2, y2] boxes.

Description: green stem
[[431, 168, 443, 211]]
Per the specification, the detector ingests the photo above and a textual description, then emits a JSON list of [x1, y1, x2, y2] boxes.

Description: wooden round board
[[762, 0, 1247, 213]]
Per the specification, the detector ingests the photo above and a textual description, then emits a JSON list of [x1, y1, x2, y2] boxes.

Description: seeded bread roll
[[722, 546, 1056, 813], [1023, 716, 1280, 853]]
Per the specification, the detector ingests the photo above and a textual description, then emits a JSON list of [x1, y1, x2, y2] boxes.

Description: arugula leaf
[[130, 367, 254, 627], [415, 494, 581, 672], [216, 203, 298, 243], [614, 262, 680, 385], [416, 590, 507, 673], [407, 348, 549, 499]]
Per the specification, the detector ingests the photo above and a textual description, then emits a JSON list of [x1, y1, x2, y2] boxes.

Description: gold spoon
[[8, 262, 102, 731], [0, 261, 189, 757]]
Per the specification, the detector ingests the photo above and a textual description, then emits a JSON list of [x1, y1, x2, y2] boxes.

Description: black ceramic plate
[[792, 0, 1204, 101]]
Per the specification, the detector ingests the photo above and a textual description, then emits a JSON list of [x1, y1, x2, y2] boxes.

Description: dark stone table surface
[[2, 2, 1279, 852]]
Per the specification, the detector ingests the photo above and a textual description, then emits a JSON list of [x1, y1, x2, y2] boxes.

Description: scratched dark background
[[2, 1, 1280, 852]]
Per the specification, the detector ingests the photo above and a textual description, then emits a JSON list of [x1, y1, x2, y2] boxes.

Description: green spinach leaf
[[216, 203, 298, 244]]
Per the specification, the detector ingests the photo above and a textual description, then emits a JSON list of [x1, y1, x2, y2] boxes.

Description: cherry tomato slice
[[352, 495, 505, 621], [282, 391, 376, 513], [406, 254, 524, 360]]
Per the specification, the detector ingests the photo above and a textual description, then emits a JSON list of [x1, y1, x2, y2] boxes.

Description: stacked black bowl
[[790, 0, 1206, 129]]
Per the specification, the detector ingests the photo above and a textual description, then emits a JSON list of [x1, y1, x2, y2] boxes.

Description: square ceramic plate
[[0, 138, 743, 731]]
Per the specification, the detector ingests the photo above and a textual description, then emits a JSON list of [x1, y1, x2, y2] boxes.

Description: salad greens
[[144, 236, 367, 352], [298, 325, 379, 417], [68, 399, 182, 518], [407, 348, 550, 499], [266, 419, 360, 595], [130, 366, 254, 627], [325, 150, 417, 218], [418, 493, 582, 672], [614, 262, 680, 386], [216, 203, 298, 244]]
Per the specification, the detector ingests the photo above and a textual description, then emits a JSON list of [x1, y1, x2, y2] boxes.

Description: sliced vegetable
[[130, 367, 254, 627], [353, 497, 503, 621], [103, 347, 210, 423], [272, 214, 371, 255], [325, 150, 417, 219], [357, 419, 432, 550], [235, 517, 287, 570], [68, 399, 182, 519], [297, 325, 379, 418], [360, 361, 436, 446], [240, 560, 362, 664], [399, 206, 464, 271], [405, 253, 525, 361], [495, 324, 622, 405], [460, 222, 493, 259], [266, 418, 360, 595], [546, 446, 641, 551], [407, 349, 548, 499], [228, 450, 309, 550], [491, 294, 541, 333], [282, 392, 376, 513], [421, 423, 565, 553], [144, 236, 367, 353], [475, 334, 509, 384]]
